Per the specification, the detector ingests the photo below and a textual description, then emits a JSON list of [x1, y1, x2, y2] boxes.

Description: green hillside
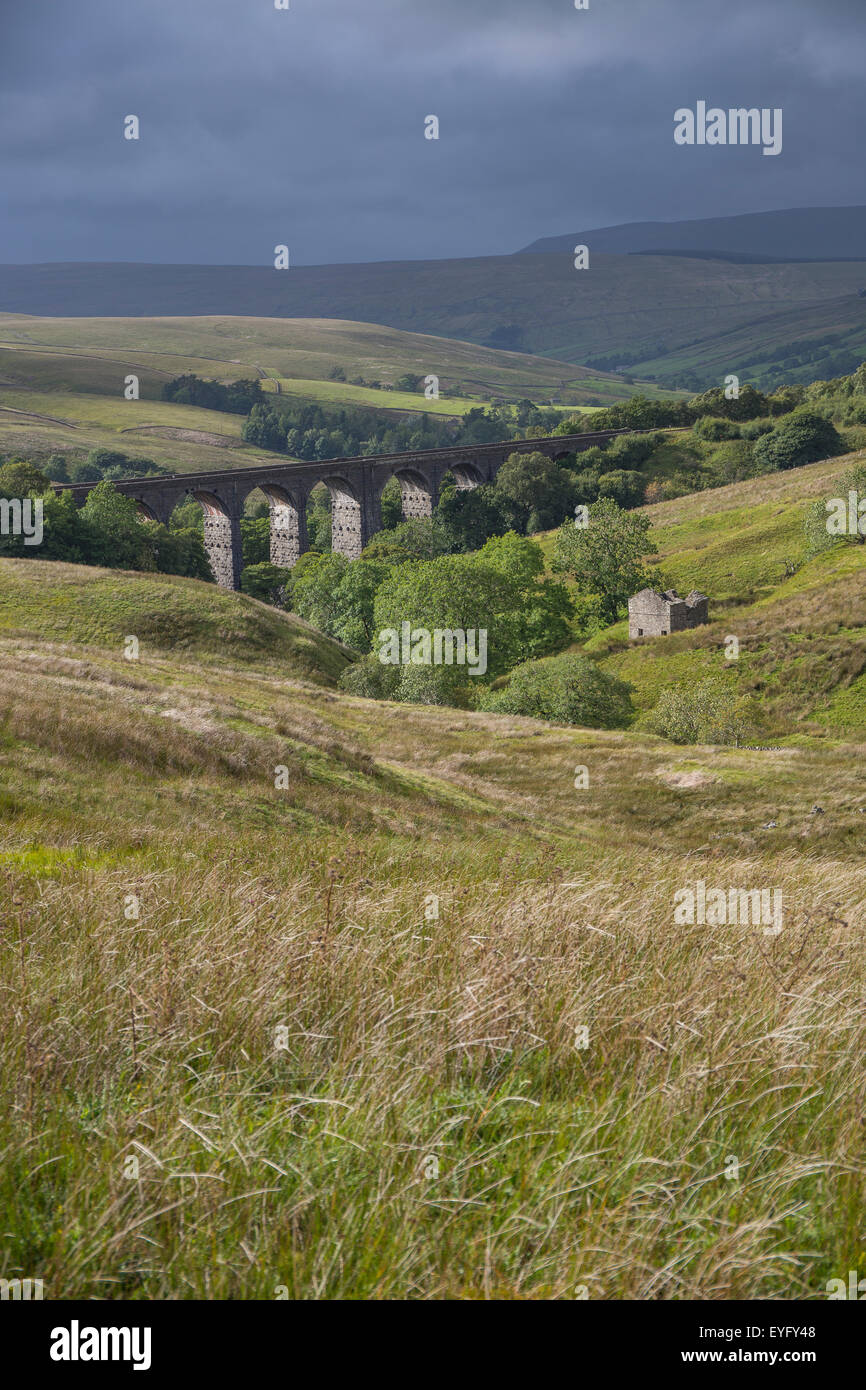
[[543, 450, 866, 740], [0, 312, 642, 407], [0, 533, 864, 1299], [627, 293, 866, 391], [2, 254, 864, 390], [0, 558, 352, 683], [2, 328, 866, 1301], [0, 385, 291, 477], [260, 376, 585, 416]]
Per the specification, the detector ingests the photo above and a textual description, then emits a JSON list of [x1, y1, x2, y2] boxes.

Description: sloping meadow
[[1, 577, 864, 1299], [573, 451, 866, 738]]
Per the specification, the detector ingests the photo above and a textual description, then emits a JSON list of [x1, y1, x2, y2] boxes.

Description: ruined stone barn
[[628, 588, 709, 639]]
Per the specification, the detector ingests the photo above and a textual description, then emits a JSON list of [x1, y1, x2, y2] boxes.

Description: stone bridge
[[57, 428, 630, 589]]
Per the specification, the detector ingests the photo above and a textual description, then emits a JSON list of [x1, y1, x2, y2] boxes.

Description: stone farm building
[[628, 588, 709, 639]]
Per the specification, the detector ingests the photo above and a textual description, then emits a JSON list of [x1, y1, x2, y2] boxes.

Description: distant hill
[[517, 205, 866, 261], [2, 213, 865, 391]]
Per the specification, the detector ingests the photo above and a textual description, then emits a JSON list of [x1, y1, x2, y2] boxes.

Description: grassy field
[[261, 377, 500, 416], [0, 377, 586, 480], [0, 313, 645, 407], [0, 386, 247, 440], [2, 454, 866, 1297], [0, 384, 296, 477], [259, 376, 588, 417]]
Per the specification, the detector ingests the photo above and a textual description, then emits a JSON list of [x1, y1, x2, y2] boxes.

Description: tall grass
[[1, 611, 864, 1299]]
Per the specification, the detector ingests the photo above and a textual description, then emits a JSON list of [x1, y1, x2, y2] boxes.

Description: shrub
[[493, 451, 576, 532], [0, 460, 49, 496], [85, 448, 129, 474], [805, 460, 866, 555], [148, 525, 213, 581], [559, 395, 688, 433], [804, 499, 841, 556], [292, 552, 349, 634], [768, 384, 806, 415], [240, 516, 270, 566], [340, 650, 476, 707], [373, 553, 523, 681], [753, 409, 845, 472], [477, 531, 574, 660], [605, 432, 660, 469], [70, 460, 104, 483], [705, 439, 756, 484], [162, 373, 263, 414], [394, 663, 472, 707], [570, 469, 601, 505], [740, 418, 775, 440], [686, 383, 769, 422], [481, 651, 633, 728], [67, 449, 164, 484], [338, 655, 401, 700], [570, 445, 609, 473], [44, 454, 69, 482], [364, 516, 450, 562], [692, 415, 740, 442], [647, 677, 745, 745], [170, 498, 205, 533], [79, 481, 154, 570], [597, 469, 646, 508], [553, 497, 659, 625]]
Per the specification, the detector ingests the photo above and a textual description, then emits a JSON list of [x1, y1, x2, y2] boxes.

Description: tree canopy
[[552, 497, 659, 624]]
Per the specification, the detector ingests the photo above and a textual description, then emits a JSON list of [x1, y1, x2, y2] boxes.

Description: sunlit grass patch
[[0, 843, 119, 874]]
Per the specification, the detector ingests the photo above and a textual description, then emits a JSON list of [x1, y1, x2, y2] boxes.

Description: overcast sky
[[1, 0, 863, 266]]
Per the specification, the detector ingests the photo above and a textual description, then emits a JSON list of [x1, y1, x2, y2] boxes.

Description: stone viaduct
[[57, 428, 629, 590]]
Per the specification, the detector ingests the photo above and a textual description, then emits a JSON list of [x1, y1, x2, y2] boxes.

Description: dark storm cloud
[[0, 0, 862, 265]]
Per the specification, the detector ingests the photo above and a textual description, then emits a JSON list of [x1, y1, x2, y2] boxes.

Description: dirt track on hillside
[[0, 405, 79, 427], [119, 425, 239, 447]]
